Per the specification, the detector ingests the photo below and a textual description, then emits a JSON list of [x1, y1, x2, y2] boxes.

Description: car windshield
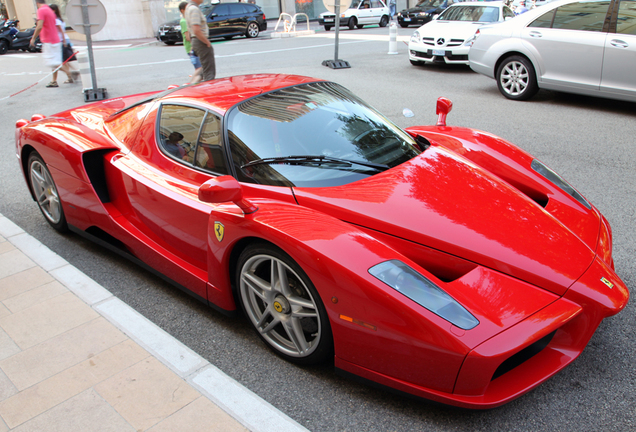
[[415, 0, 445, 8], [439, 5, 500, 22], [227, 82, 421, 188]]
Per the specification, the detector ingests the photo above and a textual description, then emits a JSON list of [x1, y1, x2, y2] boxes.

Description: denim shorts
[[189, 51, 202, 69]]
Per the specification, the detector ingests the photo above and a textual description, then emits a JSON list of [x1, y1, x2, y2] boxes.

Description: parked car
[[318, 0, 390, 30], [469, 0, 636, 101], [15, 74, 629, 408], [157, 2, 266, 44], [397, 0, 455, 28], [409, 1, 514, 66]]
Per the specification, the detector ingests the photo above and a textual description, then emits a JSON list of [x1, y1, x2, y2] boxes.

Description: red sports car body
[[15, 74, 629, 408]]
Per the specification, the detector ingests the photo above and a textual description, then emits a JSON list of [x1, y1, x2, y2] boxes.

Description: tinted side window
[[551, 1, 611, 31], [229, 4, 247, 14], [617, 0, 636, 34], [213, 4, 230, 16], [197, 113, 228, 174], [158, 105, 228, 174], [503, 6, 515, 19], [529, 9, 555, 27], [245, 5, 258, 13], [159, 105, 205, 164]]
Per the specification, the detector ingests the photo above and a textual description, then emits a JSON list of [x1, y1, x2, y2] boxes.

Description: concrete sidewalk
[[0, 215, 308, 432]]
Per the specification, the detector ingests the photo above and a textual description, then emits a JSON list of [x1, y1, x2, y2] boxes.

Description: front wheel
[[236, 243, 333, 365], [400, 22, 409, 28], [0, 40, 8, 55], [379, 15, 389, 27], [496, 55, 538, 101], [164, 41, 176, 45], [246, 22, 260, 38], [28, 152, 68, 232], [324, 25, 332, 31], [348, 17, 357, 30]]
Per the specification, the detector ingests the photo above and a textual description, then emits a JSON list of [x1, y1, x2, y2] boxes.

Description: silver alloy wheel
[[239, 253, 321, 358], [246, 22, 259, 38], [30, 159, 63, 225], [499, 60, 529, 97]]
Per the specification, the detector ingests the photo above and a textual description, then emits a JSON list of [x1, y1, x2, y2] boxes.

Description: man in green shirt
[[179, 1, 202, 84], [185, 0, 215, 81]]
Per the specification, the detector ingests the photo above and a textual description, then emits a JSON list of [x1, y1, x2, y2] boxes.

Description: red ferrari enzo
[[15, 74, 628, 408]]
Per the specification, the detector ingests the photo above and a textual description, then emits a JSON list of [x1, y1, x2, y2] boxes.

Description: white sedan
[[408, 1, 514, 66], [318, 0, 390, 30]]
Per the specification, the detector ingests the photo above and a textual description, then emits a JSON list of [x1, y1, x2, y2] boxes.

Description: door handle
[[529, 31, 542, 38], [610, 39, 628, 48]]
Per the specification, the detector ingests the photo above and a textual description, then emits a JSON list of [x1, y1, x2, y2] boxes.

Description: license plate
[[404, 18, 411, 21], [324, 18, 334, 22], [160, 31, 165, 35], [432, 49, 445, 56]]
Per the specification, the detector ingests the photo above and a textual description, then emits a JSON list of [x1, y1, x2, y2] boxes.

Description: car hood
[[293, 146, 595, 296], [160, 18, 180, 27], [417, 20, 488, 37]]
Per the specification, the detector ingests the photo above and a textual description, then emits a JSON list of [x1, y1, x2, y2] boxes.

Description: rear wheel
[[0, 40, 8, 55], [496, 55, 538, 101], [379, 15, 389, 27], [224, 35, 234, 40], [348, 17, 357, 30], [246, 22, 260, 38], [28, 152, 68, 232], [236, 243, 333, 365]]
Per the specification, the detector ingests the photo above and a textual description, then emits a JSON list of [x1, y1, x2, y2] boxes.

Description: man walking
[[185, 0, 215, 81]]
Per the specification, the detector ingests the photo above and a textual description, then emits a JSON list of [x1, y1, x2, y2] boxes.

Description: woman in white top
[[49, 4, 76, 86]]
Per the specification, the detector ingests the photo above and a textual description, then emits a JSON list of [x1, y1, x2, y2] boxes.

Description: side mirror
[[435, 97, 453, 126], [198, 175, 258, 214]]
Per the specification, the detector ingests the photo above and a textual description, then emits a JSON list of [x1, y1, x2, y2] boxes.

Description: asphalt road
[[1, 24, 634, 431]]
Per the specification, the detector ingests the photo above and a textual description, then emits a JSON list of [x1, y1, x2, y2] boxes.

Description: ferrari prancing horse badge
[[214, 222, 225, 242]]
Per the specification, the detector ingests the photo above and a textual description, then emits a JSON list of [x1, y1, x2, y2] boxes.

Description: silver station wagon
[[468, 0, 636, 102]]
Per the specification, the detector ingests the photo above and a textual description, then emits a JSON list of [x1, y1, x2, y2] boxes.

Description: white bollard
[[388, 22, 398, 55]]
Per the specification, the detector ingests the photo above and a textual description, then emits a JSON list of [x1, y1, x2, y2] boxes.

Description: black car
[[157, 2, 267, 45], [396, 0, 454, 28]]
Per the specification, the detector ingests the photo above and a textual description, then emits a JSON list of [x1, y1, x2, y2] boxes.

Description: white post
[[388, 22, 398, 54]]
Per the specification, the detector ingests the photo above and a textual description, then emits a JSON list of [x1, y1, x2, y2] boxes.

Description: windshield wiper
[[241, 155, 389, 172]]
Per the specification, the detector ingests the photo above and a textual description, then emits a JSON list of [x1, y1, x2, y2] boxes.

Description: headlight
[[531, 159, 591, 209], [410, 30, 420, 43], [417, 12, 430, 16], [369, 260, 479, 330], [174, 25, 181, 31]]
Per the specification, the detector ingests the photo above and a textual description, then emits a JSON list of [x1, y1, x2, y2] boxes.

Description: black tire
[[379, 15, 389, 27], [27, 152, 68, 233], [496, 55, 538, 101], [348, 17, 357, 30], [410, 59, 425, 66], [356, 24, 364, 29], [224, 35, 234, 40], [0, 40, 8, 55], [236, 243, 333, 365], [324, 25, 332, 31], [400, 22, 409, 28], [164, 41, 176, 45], [246, 22, 260, 38]]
